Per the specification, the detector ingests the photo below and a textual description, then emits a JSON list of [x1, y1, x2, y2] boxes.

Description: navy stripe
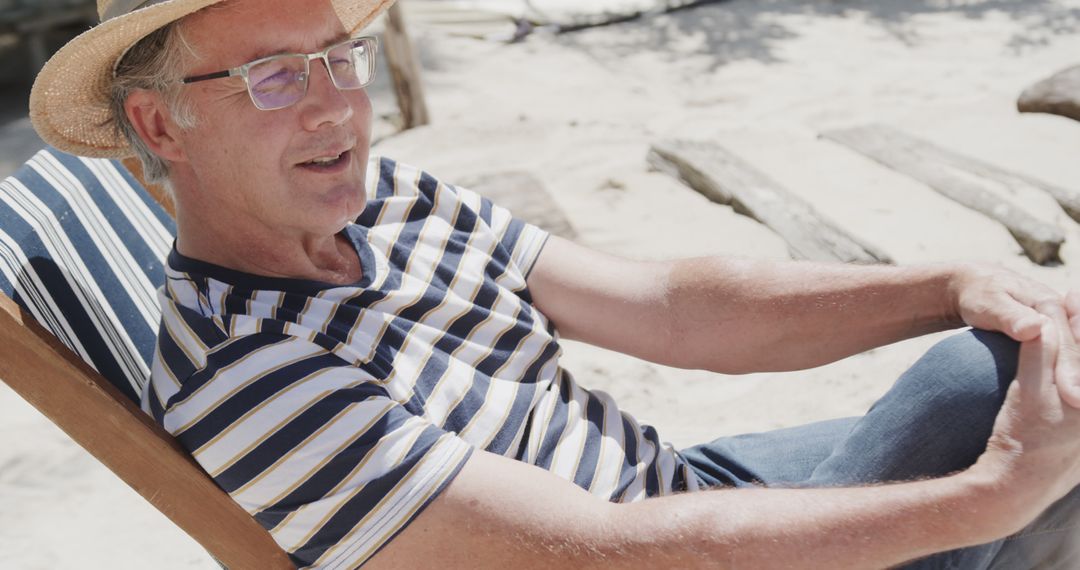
[[571, 393, 606, 489], [175, 301, 228, 346], [223, 286, 255, 318], [274, 291, 310, 322], [373, 157, 398, 202], [157, 323, 197, 382], [362, 446, 473, 564], [1, 174, 153, 396], [403, 297, 493, 412], [167, 334, 292, 410], [53, 152, 175, 239], [613, 415, 640, 499], [534, 374, 572, 471], [0, 147, 173, 404], [472, 301, 534, 378], [251, 397, 411, 529], [471, 186, 494, 227], [642, 424, 662, 496], [146, 381, 166, 424], [0, 254, 139, 403], [290, 423, 452, 565], [49, 153, 174, 281], [405, 249, 508, 411], [31, 156, 164, 325], [218, 381, 392, 494], [176, 350, 343, 451], [462, 189, 530, 269]]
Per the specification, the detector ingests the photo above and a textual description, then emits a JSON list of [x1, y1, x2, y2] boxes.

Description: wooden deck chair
[[0, 148, 294, 568]]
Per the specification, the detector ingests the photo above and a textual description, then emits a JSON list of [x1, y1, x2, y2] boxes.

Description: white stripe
[[0, 176, 147, 391], [0, 224, 91, 365], [546, 378, 591, 482], [587, 389, 627, 498], [229, 395, 395, 507], [32, 154, 160, 331], [199, 364, 375, 476], [164, 336, 323, 435], [269, 414, 430, 551], [83, 157, 173, 253], [321, 435, 470, 569]]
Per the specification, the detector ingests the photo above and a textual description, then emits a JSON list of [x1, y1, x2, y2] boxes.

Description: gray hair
[[109, 21, 198, 192]]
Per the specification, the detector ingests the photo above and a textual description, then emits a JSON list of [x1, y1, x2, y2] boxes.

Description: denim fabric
[[679, 329, 1080, 569]]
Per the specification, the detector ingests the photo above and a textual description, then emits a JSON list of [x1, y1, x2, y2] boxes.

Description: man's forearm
[[379, 451, 1028, 570], [603, 469, 1018, 570], [662, 257, 963, 373]]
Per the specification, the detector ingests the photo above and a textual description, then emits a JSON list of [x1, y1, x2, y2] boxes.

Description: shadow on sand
[[557, 0, 1080, 72]]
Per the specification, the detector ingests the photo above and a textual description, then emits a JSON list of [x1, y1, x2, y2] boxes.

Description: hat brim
[[29, 0, 395, 159]]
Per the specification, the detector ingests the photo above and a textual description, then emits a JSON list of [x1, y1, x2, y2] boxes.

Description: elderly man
[[28, 0, 1080, 568]]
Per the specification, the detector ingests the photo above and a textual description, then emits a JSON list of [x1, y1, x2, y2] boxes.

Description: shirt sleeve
[[154, 333, 473, 569], [446, 183, 551, 279], [370, 158, 551, 280]]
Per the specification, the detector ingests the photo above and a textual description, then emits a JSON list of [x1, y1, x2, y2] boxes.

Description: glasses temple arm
[[181, 69, 237, 84]]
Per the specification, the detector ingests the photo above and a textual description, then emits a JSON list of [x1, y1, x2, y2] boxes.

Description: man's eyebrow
[[246, 33, 351, 61]]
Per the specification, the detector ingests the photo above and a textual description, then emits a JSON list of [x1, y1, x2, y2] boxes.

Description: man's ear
[[124, 90, 188, 163]]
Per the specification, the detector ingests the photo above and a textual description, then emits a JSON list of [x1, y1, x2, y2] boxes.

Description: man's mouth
[[298, 149, 352, 172]]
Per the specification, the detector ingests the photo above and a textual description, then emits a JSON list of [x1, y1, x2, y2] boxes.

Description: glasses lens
[[327, 38, 374, 90], [246, 55, 308, 110]]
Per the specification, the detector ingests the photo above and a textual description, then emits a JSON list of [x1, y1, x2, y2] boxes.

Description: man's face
[[171, 0, 372, 238]]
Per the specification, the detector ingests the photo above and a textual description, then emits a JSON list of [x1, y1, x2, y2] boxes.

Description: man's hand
[[974, 300, 1080, 533], [948, 263, 1060, 342], [1062, 290, 1080, 408]]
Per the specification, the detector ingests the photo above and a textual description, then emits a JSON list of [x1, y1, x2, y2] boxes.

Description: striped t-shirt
[[143, 157, 696, 568]]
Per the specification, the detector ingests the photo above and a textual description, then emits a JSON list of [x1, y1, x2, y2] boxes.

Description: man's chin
[[320, 187, 367, 228]]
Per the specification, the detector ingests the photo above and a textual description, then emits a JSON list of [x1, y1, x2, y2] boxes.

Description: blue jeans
[[679, 330, 1080, 569]]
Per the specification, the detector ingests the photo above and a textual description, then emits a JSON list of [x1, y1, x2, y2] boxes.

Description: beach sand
[[2, 0, 1080, 566]]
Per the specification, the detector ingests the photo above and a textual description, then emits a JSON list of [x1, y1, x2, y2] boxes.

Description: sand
[[2, 0, 1080, 567]]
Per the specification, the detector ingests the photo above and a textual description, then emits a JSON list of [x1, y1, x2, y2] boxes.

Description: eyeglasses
[[180, 36, 377, 111]]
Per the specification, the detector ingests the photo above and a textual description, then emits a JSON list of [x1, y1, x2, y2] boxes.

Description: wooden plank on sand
[[647, 139, 892, 264], [1018, 64, 1080, 124], [459, 171, 577, 239], [383, 4, 431, 129], [822, 125, 1064, 265]]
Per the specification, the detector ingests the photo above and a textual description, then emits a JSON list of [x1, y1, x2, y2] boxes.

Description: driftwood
[[1018, 65, 1080, 124], [526, 0, 732, 34], [648, 139, 892, 264], [383, 4, 430, 129], [459, 171, 577, 239], [866, 130, 1080, 224], [823, 125, 1065, 265]]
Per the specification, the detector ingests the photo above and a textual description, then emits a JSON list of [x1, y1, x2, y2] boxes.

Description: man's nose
[[299, 59, 354, 129]]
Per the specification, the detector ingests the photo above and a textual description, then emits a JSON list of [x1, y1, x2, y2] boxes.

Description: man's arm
[[367, 447, 1008, 570], [362, 303, 1080, 570], [526, 235, 1057, 373]]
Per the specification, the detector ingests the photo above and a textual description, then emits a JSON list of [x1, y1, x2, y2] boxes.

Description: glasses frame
[[180, 36, 378, 111]]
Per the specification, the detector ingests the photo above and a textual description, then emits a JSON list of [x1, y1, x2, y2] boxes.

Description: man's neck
[[174, 211, 363, 285]]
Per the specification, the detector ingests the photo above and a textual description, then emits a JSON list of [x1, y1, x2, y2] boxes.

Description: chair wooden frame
[[0, 294, 294, 568], [0, 157, 294, 568]]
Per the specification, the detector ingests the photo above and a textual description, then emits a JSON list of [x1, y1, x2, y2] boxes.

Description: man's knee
[[848, 329, 1020, 479], [902, 329, 1018, 416]]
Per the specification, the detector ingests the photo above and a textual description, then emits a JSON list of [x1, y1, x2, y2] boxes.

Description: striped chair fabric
[[0, 147, 175, 403]]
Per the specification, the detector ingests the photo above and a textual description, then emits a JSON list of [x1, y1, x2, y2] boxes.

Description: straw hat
[[29, 0, 395, 158]]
